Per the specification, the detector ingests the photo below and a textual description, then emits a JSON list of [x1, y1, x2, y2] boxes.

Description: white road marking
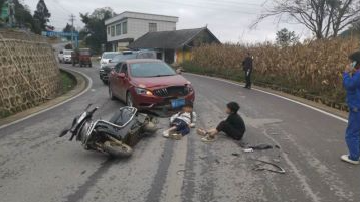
[[0, 68, 93, 130], [187, 73, 348, 123]]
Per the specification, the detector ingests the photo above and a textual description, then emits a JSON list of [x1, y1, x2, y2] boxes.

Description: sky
[[22, 0, 312, 43]]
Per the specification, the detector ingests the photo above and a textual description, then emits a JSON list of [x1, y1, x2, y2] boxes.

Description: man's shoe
[[341, 155, 359, 165], [201, 135, 215, 142], [163, 131, 170, 138]]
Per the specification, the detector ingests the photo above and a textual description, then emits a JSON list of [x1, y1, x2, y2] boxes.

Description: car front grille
[[153, 86, 189, 97]]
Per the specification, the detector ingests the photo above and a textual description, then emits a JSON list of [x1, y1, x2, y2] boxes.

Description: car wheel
[[126, 92, 134, 107], [109, 84, 115, 100], [89, 64, 92, 68]]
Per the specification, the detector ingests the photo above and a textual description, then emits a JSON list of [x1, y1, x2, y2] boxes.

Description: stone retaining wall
[[0, 30, 61, 117]]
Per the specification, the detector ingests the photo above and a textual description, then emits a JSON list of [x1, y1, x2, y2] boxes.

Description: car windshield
[[63, 51, 72, 56], [130, 62, 176, 78], [112, 55, 137, 63], [103, 53, 119, 59]]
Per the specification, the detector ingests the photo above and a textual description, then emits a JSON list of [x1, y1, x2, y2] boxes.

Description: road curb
[[0, 67, 93, 129], [185, 72, 348, 123]]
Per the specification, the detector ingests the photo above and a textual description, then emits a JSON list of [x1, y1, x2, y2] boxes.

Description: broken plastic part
[[251, 159, 286, 174]]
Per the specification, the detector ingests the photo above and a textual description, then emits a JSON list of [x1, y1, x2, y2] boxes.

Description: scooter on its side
[[59, 104, 158, 158]]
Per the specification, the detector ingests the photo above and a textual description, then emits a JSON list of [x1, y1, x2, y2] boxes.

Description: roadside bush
[[183, 37, 360, 111]]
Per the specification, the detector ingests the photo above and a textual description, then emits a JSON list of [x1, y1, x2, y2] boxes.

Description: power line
[[50, 0, 72, 15], [136, 0, 260, 15]]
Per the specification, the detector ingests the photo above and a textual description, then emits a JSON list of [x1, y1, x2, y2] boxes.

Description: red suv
[[109, 59, 195, 111]]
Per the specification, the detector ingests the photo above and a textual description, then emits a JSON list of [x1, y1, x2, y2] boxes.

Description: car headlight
[[185, 85, 194, 93], [135, 87, 153, 96]]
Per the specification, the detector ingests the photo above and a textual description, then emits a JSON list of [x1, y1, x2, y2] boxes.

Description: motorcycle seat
[[109, 108, 135, 126]]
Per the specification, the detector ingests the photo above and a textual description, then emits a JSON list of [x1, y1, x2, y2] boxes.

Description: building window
[[116, 24, 122, 36], [149, 23, 157, 32], [107, 27, 110, 35], [111, 26, 115, 37], [122, 21, 127, 34]]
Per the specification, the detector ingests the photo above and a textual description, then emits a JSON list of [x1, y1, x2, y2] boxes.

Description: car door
[[110, 63, 122, 97], [118, 63, 130, 99]]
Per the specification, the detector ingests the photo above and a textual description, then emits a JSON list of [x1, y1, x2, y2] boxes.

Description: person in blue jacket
[[341, 51, 360, 165]]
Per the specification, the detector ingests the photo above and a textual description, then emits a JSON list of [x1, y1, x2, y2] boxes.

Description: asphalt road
[[0, 62, 358, 202]]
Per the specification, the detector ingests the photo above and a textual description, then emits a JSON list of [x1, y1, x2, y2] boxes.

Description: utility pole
[[8, 0, 15, 27], [69, 14, 75, 48]]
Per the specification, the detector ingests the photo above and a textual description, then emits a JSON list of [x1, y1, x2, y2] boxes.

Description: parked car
[[71, 48, 92, 67], [108, 59, 195, 113], [100, 51, 156, 84], [100, 52, 121, 69]]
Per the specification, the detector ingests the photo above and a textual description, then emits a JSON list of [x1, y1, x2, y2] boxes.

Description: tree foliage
[[253, 0, 360, 39], [276, 28, 299, 46], [80, 7, 115, 54], [62, 23, 75, 40], [0, 0, 42, 33], [33, 0, 50, 33]]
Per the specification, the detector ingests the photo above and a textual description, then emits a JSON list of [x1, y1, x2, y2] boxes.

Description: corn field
[[184, 37, 360, 110]]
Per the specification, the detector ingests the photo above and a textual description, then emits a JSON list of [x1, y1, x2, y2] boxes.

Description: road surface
[[0, 62, 358, 202]]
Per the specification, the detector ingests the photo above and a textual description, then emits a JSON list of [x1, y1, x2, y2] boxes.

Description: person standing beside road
[[242, 53, 253, 89], [341, 51, 360, 165]]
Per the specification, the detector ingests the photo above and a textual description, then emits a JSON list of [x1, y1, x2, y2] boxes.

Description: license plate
[[171, 98, 185, 109]]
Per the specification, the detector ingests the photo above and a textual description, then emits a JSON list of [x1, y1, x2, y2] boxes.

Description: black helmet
[[349, 51, 360, 63]]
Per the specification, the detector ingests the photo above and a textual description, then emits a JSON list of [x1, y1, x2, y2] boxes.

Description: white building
[[105, 11, 179, 51]]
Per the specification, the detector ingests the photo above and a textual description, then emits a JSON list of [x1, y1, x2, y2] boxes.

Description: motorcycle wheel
[[103, 141, 133, 158]]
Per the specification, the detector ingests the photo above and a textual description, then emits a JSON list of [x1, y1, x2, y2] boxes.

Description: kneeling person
[[198, 102, 245, 142], [163, 102, 197, 140]]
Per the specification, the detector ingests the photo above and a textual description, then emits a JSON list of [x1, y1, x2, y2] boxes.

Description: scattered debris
[[248, 144, 281, 150], [251, 159, 286, 174], [243, 148, 254, 153], [214, 159, 220, 164], [199, 156, 207, 160], [237, 141, 248, 148], [176, 170, 186, 175], [231, 153, 240, 157], [80, 170, 86, 175]]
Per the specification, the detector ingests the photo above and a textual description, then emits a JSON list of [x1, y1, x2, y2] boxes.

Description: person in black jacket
[[197, 102, 246, 142], [242, 53, 253, 89]]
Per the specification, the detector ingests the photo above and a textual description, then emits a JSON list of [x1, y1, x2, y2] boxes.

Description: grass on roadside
[[61, 71, 76, 93]]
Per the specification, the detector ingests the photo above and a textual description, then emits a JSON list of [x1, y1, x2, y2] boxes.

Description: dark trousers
[[244, 70, 252, 88], [171, 118, 190, 136], [345, 110, 360, 161], [216, 121, 244, 140]]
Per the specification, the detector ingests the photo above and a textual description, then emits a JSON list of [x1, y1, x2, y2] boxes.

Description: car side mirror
[[118, 73, 126, 78]]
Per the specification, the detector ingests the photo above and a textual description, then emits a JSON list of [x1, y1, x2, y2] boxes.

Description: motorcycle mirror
[[59, 128, 69, 137], [85, 103, 93, 111]]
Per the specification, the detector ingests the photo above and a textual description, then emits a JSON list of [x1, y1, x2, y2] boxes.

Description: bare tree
[[253, 0, 360, 39]]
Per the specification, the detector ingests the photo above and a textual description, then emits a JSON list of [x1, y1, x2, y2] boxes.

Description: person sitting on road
[[341, 51, 360, 165], [163, 102, 197, 140], [197, 102, 245, 142]]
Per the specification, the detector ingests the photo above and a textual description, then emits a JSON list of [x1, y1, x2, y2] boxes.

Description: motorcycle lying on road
[[59, 104, 158, 158]]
